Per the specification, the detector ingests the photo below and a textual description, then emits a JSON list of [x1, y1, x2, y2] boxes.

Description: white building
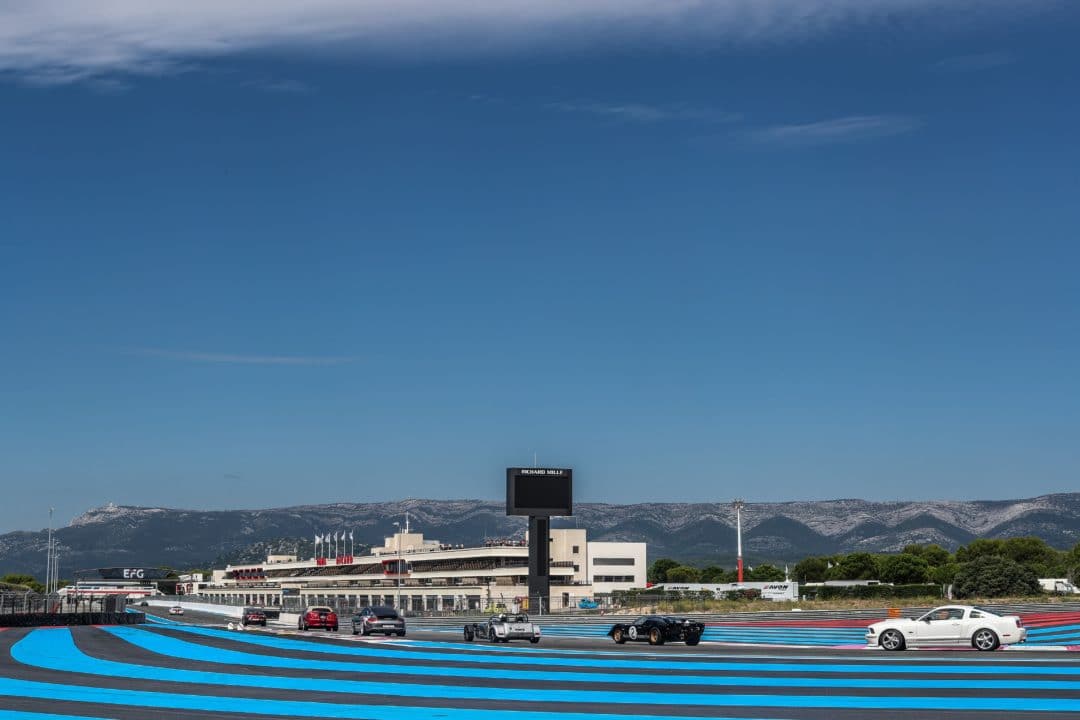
[[199, 526, 646, 612]]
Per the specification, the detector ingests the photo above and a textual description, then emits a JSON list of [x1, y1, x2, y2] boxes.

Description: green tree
[[903, 543, 951, 567], [0, 574, 44, 592], [1064, 542, 1080, 583], [1002, 537, 1062, 576], [700, 565, 733, 583], [930, 562, 960, 586], [793, 557, 830, 583], [826, 553, 881, 581], [648, 558, 680, 584], [952, 555, 1041, 599], [921, 544, 952, 567], [879, 554, 931, 584], [746, 564, 786, 582], [955, 539, 1006, 564], [665, 565, 703, 583]]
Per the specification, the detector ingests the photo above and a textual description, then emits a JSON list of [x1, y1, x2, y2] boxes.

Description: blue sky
[[2, 1, 1079, 532]]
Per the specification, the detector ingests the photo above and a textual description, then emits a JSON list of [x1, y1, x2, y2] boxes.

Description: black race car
[[608, 615, 705, 646]]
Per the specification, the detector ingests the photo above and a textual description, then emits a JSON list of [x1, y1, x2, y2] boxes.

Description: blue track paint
[[0, 676, 785, 720], [46, 627, 1076, 693], [1, 654, 1078, 715], [138, 623, 1080, 676]]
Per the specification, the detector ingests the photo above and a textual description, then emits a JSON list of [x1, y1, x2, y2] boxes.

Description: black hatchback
[[352, 606, 406, 636]]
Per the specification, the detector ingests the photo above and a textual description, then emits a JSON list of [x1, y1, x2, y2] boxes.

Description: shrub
[[952, 556, 1041, 599]]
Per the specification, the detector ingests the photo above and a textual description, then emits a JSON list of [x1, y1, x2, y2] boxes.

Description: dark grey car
[[352, 605, 406, 637]]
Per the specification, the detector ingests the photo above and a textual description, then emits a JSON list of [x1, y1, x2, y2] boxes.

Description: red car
[[298, 606, 338, 632], [241, 607, 267, 627]]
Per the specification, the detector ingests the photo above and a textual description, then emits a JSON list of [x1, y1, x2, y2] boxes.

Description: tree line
[[649, 537, 1080, 598]]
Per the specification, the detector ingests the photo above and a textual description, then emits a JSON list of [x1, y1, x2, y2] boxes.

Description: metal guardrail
[[0, 591, 127, 615], [158, 591, 1080, 625]]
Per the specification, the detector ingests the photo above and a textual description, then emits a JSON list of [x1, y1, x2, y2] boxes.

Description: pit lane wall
[[144, 599, 301, 626]]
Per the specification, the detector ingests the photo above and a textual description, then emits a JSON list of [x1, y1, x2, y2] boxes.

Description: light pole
[[392, 521, 401, 611], [45, 508, 54, 596], [733, 499, 745, 584]]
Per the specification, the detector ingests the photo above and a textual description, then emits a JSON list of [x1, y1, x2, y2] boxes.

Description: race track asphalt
[[0, 611, 1078, 720]]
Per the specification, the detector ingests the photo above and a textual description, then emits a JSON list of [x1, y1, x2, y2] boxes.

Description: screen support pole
[[527, 515, 550, 615]]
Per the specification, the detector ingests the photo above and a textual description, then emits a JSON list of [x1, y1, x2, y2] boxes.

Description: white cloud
[[933, 51, 1015, 72], [0, 0, 1029, 84], [133, 348, 357, 366], [546, 101, 741, 124], [748, 115, 923, 146]]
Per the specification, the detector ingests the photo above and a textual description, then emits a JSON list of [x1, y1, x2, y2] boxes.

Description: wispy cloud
[[0, 0, 1022, 85], [245, 78, 315, 94], [132, 348, 357, 366], [546, 101, 741, 124], [748, 115, 922, 147], [933, 51, 1015, 73]]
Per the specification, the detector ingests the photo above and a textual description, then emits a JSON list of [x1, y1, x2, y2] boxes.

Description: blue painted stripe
[[0, 676, 785, 720], [76, 627, 1080, 692], [148, 623, 1080, 675], [0, 668, 1077, 714], [442, 622, 1077, 646]]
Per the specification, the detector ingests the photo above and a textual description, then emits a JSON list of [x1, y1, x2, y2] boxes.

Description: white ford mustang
[[865, 605, 1026, 651]]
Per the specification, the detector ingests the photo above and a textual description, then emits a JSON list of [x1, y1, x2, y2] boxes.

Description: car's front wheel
[[464, 626, 474, 641], [685, 634, 701, 646], [530, 637, 539, 644], [612, 628, 626, 644], [648, 628, 664, 646], [880, 629, 905, 651], [972, 628, 1000, 651]]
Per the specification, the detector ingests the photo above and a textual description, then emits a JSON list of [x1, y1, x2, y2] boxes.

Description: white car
[[168, 605, 185, 616], [464, 613, 542, 643], [866, 605, 1026, 651]]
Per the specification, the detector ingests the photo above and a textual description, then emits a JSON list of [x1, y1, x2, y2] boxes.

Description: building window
[[592, 557, 635, 566], [572, 545, 580, 554]]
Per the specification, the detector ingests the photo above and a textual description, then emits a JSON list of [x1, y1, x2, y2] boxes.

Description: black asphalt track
[[0, 613, 1077, 720]]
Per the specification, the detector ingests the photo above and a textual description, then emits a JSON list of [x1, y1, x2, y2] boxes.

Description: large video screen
[[506, 467, 573, 516]]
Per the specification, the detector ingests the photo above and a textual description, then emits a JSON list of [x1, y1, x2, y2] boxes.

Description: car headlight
[[866, 628, 875, 634]]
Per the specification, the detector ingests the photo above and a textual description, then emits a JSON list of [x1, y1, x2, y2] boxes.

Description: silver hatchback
[[352, 606, 406, 637]]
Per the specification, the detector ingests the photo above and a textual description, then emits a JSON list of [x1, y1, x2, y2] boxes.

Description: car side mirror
[[922, 618, 931, 623]]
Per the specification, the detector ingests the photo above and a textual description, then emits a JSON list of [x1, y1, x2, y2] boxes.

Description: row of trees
[[794, 537, 1080, 587], [649, 537, 1080, 598], [649, 558, 788, 584]]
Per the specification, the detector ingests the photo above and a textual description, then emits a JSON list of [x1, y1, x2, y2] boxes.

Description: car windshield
[[510, 614, 528, 622], [375, 610, 399, 619], [309, 607, 332, 613]]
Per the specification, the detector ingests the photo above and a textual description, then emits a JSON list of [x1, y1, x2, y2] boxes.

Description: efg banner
[[96, 568, 171, 580]]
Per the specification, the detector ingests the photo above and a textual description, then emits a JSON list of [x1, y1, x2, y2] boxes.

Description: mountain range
[[3, 493, 1079, 579]]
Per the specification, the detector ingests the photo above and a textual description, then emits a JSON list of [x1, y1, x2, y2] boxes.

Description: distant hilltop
[[2, 494, 1079, 578]]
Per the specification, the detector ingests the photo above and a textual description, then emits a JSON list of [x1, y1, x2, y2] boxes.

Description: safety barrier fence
[[0, 591, 128, 615], [151, 594, 1080, 625]]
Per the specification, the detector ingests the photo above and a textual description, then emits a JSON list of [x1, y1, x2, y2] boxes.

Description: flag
[[349, 531, 353, 541]]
